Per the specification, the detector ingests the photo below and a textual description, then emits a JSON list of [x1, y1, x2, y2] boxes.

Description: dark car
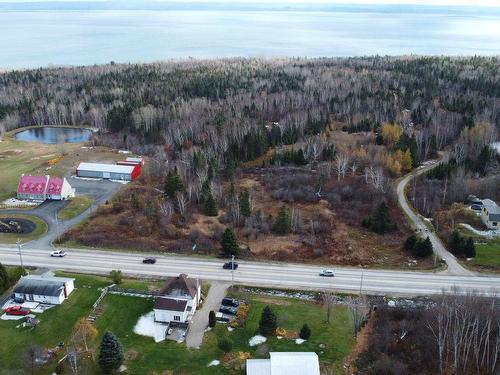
[[142, 257, 157, 264], [215, 312, 231, 322], [222, 262, 238, 270], [221, 297, 240, 307], [219, 305, 238, 315], [471, 204, 482, 211]]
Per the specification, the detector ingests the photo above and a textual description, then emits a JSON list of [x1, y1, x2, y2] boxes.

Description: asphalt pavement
[[0, 246, 498, 297]]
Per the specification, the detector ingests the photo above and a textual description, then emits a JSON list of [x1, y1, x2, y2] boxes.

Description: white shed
[[13, 275, 75, 305], [246, 352, 320, 375]]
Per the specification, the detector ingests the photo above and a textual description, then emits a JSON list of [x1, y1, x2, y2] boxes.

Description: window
[[493, 222, 497, 226], [174, 315, 180, 321]]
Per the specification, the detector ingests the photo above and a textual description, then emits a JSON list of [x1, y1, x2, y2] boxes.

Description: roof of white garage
[[77, 162, 135, 174]]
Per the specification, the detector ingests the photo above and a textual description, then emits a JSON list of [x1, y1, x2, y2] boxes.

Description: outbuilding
[[76, 162, 140, 181], [13, 275, 75, 305]]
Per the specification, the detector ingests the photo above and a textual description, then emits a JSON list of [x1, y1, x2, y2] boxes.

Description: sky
[[0, 0, 499, 6]]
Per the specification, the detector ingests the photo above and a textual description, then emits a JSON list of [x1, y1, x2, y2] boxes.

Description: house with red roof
[[17, 175, 75, 201]]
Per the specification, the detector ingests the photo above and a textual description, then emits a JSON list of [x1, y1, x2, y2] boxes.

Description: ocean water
[[1, 8, 500, 69]]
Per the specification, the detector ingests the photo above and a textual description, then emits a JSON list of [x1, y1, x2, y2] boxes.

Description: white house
[[480, 199, 500, 229], [153, 274, 201, 324], [13, 275, 75, 305], [246, 352, 320, 375]]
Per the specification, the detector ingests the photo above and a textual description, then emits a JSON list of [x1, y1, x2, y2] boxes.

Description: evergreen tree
[[362, 202, 396, 234], [259, 305, 277, 336], [299, 324, 311, 340], [239, 189, 251, 218], [98, 331, 124, 374], [464, 237, 476, 258], [208, 310, 216, 328], [449, 230, 465, 256], [164, 170, 185, 198], [221, 228, 239, 257], [294, 149, 307, 165], [413, 237, 433, 258], [0, 263, 8, 293], [273, 205, 291, 235], [218, 337, 233, 352], [404, 234, 417, 252], [204, 192, 218, 216], [201, 179, 212, 202]]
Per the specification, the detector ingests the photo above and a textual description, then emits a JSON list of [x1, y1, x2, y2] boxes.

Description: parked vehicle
[[13, 296, 25, 304], [221, 297, 240, 307], [319, 269, 335, 277], [219, 305, 238, 315], [4, 305, 31, 316], [222, 262, 238, 270], [50, 250, 66, 257], [215, 312, 231, 322], [142, 257, 157, 264], [471, 204, 482, 211]]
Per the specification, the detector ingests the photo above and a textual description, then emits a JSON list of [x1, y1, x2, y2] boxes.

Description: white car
[[319, 269, 335, 277], [50, 250, 66, 257]]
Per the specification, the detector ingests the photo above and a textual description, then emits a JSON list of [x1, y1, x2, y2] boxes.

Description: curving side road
[[396, 155, 472, 276]]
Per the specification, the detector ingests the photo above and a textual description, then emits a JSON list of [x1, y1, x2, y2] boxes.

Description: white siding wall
[[14, 291, 64, 305], [154, 309, 188, 323], [64, 280, 75, 296]]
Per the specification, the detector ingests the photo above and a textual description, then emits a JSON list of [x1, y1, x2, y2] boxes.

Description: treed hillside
[[0, 57, 499, 166]]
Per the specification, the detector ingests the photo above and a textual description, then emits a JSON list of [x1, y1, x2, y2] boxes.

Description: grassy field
[[57, 195, 94, 221], [0, 272, 355, 374], [0, 214, 48, 244], [91, 289, 354, 374], [0, 128, 122, 202], [469, 239, 500, 272]]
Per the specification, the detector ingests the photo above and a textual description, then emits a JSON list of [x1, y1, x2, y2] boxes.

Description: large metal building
[[76, 162, 140, 181]]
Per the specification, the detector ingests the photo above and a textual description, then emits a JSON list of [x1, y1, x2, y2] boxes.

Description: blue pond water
[[15, 127, 92, 144]]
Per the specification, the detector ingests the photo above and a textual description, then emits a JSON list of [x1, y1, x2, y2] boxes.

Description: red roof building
[[17, 175, 75, 201]]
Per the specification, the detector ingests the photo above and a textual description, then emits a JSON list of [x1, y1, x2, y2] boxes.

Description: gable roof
[[154, 297, 188, 312], [46, 177, 64, 195], [159, 274, 198, 298], [17, 175, 49, 195], [13, 277, 69, 297]]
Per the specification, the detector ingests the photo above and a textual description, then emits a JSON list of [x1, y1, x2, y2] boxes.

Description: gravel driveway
[[186, 281, 230, 349]]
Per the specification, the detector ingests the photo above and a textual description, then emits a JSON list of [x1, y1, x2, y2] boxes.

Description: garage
[[76, 162, 140, 181]]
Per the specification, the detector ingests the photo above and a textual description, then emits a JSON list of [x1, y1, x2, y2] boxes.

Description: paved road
[[1, 246, 498, 297], [0, 177, 122, 249], [186, 281, 229, 348], [396, 156, 472, 276]]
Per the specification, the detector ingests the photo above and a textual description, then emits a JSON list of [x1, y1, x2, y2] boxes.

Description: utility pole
[[359, 266, 364, 296], [231, 255, 235, 285], [17, 239, 24, 269]]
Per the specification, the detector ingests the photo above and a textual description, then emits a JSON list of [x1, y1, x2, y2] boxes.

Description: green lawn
[[0, 273, 355, 374], [57, 195, 94, 221], [0, 214, 48, 244], [92, 290, 354, 374], [0, 273, 108, 373], [471, 239, 500, 271]]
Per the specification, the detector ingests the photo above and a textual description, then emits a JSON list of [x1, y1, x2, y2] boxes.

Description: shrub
[[221, 228, 240, 257], [218, 336, 233, 353], [7, 266, 26, 286], [273, 205, 291, 235], [448, 230, 475, 258], [362, 202, 397, 234], [299, 324, 311, 340], [259, 305, 277, 336], [208, 310, 216, 328], [413, 237, 433, 258], [109, 270, 123, 284], [404, 234, 417, 251], [204, 192, 218, 216]]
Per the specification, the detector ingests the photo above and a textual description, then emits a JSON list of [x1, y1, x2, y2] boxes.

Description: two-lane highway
[[1, 246, 499, 297]]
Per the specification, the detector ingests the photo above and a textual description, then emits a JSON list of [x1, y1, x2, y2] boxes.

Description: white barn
[[13, 275, 75, 305], [153, 274, 201, 324]]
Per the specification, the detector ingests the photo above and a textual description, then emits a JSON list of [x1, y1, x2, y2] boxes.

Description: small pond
[[14, 127, 92, 144]]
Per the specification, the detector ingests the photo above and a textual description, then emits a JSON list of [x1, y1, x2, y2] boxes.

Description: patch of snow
[[460, 223, 500, 239], [387, 300, 396, 307], [71, 175, 102, 181], [295, 338, 306, 345], [110, 179, 130, 185], [207, 360, 220, 367], [205, 327, 212, 332], [249, 335, 267, 346], [1, 198, 41, 207], [227, 327, 234, 332], [277, 336, 283, 340], [133, 311, 167, 342], [118, 150, 132, 154], [491, 142, 500, 155], [1, 314, 25, 321]]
